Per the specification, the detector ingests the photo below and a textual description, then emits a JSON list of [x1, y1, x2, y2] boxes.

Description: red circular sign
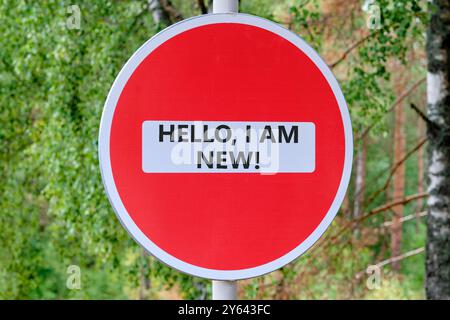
[[99, 14, 352, 280]]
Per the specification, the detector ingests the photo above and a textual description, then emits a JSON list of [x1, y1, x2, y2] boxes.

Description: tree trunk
[[139, 250, 151, 300], [416, 105, 425, 228], [425, 0, 450, 300], [149, 0, 183, 25], [353, 137, 367, 220], [391, 75, 406, 272], [208, 0, 214, 13], [197, 0, 208, 14], [353, 137, 366, 237], [148, 0, 171, 25]]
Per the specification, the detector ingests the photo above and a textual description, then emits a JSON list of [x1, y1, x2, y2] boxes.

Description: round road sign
[[99, 13, 353, 280]]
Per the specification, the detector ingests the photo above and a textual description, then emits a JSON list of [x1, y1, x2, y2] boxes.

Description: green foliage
[[344, 0, 427, 131], [365, 272, 424, 300], [0, 0, 191, 299], [0, 0, 429, 300]]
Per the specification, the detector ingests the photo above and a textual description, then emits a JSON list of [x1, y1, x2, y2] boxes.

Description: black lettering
[[246, 125, 251, 143], [215, 125, 232, 143], [255, 151, 260, 169], [197, 151, 214, 169], [217, 151, 228, 169], [191, 125, 202, 142], [230, 151, 253, 169], [260, 126, 276, 143], [159, 124, 175, 142], [279, 125, 298, 143], [203, 125, 214, 143], [178, 125, 189, 142]]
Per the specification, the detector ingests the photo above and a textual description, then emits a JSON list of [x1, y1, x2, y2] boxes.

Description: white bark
[[427, 72, 446, 111], [149, 0, 170, 25], [425, 0, 450, 300]]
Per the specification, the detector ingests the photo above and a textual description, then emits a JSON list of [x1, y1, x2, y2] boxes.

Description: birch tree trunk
[[149, 0, 183, 25], [148, 0, 171, 26], [425, 0, 450, 300], [417, 105, 425, 227]]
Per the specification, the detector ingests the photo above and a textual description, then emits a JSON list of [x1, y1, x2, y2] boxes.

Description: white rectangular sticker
[[142, 121, 315, 174]]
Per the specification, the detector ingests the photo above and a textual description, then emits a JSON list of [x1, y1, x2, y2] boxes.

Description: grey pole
[[213, 0, 239, 13], [211, 0, 239, 301], [212, 280, 238, 300]]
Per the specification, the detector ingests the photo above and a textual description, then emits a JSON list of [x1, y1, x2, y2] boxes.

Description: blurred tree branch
[[357, 77, 426, 142], [330, 32, 378, 69]]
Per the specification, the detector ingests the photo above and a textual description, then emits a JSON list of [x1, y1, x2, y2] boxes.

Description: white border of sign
[[99, 13, 353, 280]]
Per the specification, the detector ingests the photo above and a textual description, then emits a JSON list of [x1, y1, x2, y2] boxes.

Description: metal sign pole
[[212, 280, 237, 300], [211, 0, 239, 300], [213, 0, 239, 13]]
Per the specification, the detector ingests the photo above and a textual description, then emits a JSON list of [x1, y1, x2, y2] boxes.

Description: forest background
[[1, 0, 448, 300]]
